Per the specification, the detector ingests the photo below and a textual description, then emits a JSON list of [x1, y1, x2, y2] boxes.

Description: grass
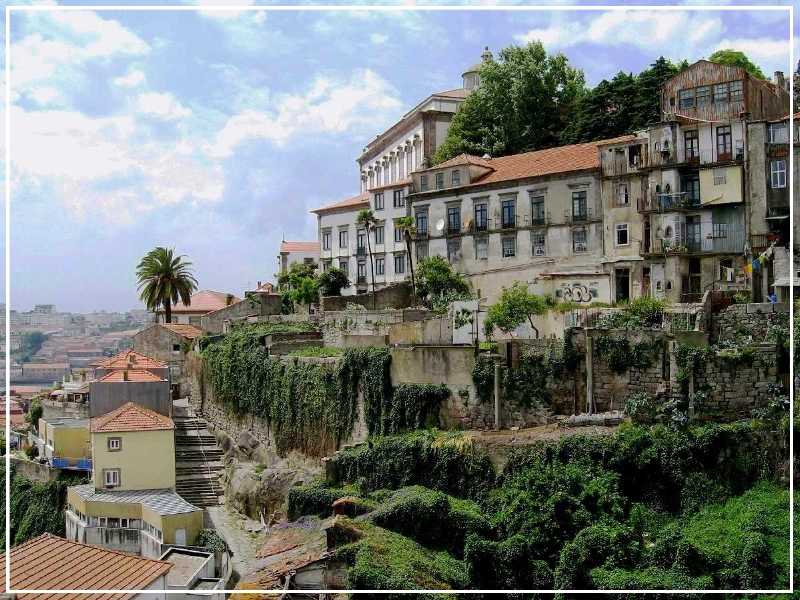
[[682, 481, 790, 587], [288, 346, 344, 358]]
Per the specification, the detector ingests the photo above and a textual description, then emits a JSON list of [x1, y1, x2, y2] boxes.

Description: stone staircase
[[173, 402, 224, 508]]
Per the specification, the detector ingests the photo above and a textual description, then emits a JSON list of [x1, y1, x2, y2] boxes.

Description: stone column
[[586, 334, 594, 415]]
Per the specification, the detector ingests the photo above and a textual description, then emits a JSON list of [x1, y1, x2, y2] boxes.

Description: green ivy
[[372, 384, 450, 436], [594, 335, 662, 375]]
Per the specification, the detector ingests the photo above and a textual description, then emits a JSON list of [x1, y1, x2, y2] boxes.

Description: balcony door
[[686, 216, 701, 252]]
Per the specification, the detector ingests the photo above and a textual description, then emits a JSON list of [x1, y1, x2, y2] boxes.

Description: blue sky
[[4, 2, 795, 312]]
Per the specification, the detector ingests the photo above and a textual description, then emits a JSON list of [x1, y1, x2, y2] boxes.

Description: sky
[[3, 1, 796, 313]]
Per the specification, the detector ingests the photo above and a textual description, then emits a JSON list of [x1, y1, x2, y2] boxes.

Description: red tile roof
[[428, 153, 494, 170], [95, 369, 166, 383], [310, 192, 369, 214], [167, 290, 240, 314], [418, 136, 636, 191], [0, 533, 172, 599], [279, 240, 319, 254], [91, 402, 174, 433], [161, 323, 204, 339], [94, 350, 166, 370], [433, 87, 468, 99], [367, 177, 412, 193]]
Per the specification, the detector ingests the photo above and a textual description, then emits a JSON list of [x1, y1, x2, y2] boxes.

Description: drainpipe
[[586, 335, 594, 415], [493, 363, 501, 430]]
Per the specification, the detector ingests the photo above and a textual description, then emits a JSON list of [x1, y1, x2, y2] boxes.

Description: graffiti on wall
[[557, 282, 599, 303]]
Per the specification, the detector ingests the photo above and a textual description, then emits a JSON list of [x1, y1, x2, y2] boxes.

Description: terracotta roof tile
[[0, 533, 172, 599], [161, 323, 204, 339], [279, 240, 319, 254], [169, 290, 240, 314], [94, 350, 167, 370], [95, 369, 166, 383], [91, 402, 174, 433], [309, 192, 369, 214], [367, 177, 412, 193]]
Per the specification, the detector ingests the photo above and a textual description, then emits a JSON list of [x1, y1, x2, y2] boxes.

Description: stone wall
[[321, 282, 414, 312], [711, 302, 788, 343], [10, 456, 60, 483], [320, 309, 429, 347], [201, 292, 283, 335]]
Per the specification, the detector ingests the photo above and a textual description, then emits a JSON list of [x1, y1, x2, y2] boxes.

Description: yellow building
[[65, 402, 203, 558], [90, 401, 176, 491], [36, 416, 91, 471]]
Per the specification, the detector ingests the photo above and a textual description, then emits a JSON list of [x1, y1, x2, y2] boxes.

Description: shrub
[[554, 522, 639, 589], [196, 529, 228, 552], [287, 481, 359, 520], [464, 534, 553, 589], [317, 266, 350, 296], [625, 392, 659, 424]]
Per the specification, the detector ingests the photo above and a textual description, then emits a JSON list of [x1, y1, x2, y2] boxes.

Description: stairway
[[173, 402, 225, 508]]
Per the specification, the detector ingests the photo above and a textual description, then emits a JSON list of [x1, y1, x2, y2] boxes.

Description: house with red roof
[[155, 290, 240, 326], [276, 239, 320, 276]]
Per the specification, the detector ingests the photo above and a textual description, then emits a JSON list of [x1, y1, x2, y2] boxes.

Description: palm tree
[[356, 209, 377, 308], [396, 216, 417, 299], [136, 247, 198, 324]]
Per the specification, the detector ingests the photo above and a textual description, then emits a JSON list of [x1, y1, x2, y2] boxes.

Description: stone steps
[[173, 408, 224, 508]]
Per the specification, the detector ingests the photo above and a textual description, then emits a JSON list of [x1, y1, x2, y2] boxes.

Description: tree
[[708, 49, 766, 79], [278, 262, 317, 290], [395, 216, 418, 299], [136, 247, 198, 324], [356, 209, 377, 307], [416, 256, 471, 311], [433, 41, 586, 164], [26, 398, 43, 430], [278, 262, 320, 313], [318, 267, 350, 296], [484, 282, 548, 339], [286, 276, 319, 314]]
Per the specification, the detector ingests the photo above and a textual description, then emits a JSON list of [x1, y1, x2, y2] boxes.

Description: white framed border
[[3, 2, 795, 595]]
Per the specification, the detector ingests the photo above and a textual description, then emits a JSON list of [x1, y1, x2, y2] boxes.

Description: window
[[572, 228, 588, 253], [393, 189, 405, 208], [713, 82, 728, 104], [172, 344, 180, 353], [696, 86, 711, 106], [338, 229, 348, 249], [406, 149, 413, 174], [501, 198, 515, 228], [615, 223, 629, 246], [447, 239, 461, 263], [415, 210, 428, 235], [531, 195, 545, 224], [770, 159, 787, 188], [322, 260, 331, 272], [713, 168, 726, 185], [375, 257, 385, 275], [447, 205, 461, 234], [322, 230, 331, 251], [420, 175, 429, 192], [451, 169, 461, 186], [416, 241, 428, 261], [394, 254, 405, 274], [502, 236, 516, 258], [435, 172, 445, 190], [103, 469, 120, 488], [474, 202, 488, 231], [769, 122, 789, 143], [356, 229, 366, 253], [572, 191, 587, 221], [120, 518, 129, 528], [712, 223, 729, 238], [616, 183, 629, 206], [716, 125, 732, 159], [532, 230, 546, 256], [357, 261, 366, 282], [684, 130, 699, 160], [374, 225, 384, 245], [729, 80, 743, 102], [339, 260, 349, 276], [394, 223, 403, 243], [681, 174, 700, 205], [678, 88, 694, 109], [475, 236, 488, 260], [107, 437, 122, 452], [374, 192, 384, 211]]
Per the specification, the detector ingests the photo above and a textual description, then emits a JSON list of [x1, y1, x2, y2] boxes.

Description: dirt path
[[205, 505, 267, 581]]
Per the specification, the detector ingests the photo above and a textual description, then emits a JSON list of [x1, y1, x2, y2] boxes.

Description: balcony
[[356, 275, 367, 285], [650, 225, 746, 255], [51, 456, 92, 471], [639, 192, 699, 213], [356, 247, 367, 257], [447, 224, 462, 235], [564, 208, 597, 224]]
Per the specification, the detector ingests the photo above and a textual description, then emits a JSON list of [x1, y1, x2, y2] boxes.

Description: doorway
[[642, 267, 651, 297], [615, 268, 631, 303]]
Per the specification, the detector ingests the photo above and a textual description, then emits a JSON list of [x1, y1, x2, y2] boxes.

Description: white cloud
[[114, 69, 147, 88], [192, 0, 257, 20], [10, 106, 223, 224], [136, 92, 193, 121], [515, 11, 723, 53], [12, 11, 150, 101], [208, 68, 403, 158], [370, 33, 389, 45], [712, 38, 791, 73]]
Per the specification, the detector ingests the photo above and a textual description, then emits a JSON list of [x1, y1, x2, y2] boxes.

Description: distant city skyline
[[7, 6, 795, 312]]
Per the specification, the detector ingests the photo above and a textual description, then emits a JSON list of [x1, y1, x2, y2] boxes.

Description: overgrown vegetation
[[415, 256, 471, 313], [483, 282, 548, 338], [594, 335, 663, 374], [594, 297, 666, 329], [297, 418, 788, 592], [287, 346, 344, 358]]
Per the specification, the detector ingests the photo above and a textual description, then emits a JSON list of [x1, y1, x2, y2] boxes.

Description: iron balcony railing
[[655, 225, 746, 255], [356, 247, 367, 257]]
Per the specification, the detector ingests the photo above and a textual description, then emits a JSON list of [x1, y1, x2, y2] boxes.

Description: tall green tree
[[433, 42, 586, 164], [395, 216, 418, 299], [708, 49, 766, 79], [356, 209, 377, 307], [136, 247, 198, 324], [484, 282, 548, 339], [416, 256, 470, 312]]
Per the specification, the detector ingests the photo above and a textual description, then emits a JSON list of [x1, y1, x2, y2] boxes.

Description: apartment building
[[407, 137, 633, 304], [66, 402, 203, 558], [311, 50, 491, 295], [634, 61, 789, 303]]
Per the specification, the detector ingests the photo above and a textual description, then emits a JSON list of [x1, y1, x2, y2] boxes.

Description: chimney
[[123, 370, 129, 381], [773, 71, 786, 90], [257, 281, 262, 289], [226, 294, 234, 306]]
